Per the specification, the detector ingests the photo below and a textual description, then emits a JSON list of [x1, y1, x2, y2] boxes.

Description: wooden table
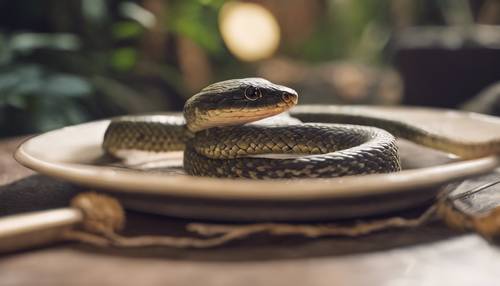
[[1, 136, 500, 286]]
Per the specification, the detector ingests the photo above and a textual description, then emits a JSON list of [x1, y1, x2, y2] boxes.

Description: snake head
[[184, 78, 298, 132]]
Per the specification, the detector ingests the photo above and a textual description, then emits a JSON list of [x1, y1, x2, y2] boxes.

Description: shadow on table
[[0, 175, 82, 216], [0, 174, 463, 262]]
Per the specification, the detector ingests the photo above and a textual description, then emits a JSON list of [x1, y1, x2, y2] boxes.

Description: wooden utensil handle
[[0, 208, 82, 254]]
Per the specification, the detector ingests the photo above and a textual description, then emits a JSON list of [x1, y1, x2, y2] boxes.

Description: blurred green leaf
[[0, 65, 42, 108], [0, 63, 94, 134], [0, 65, 92, 112], [111, 47, 137, 71], [9, 33, 81, 54], [198, 0, 226, 9], [167, 0, 224, 54], [0, 34, 12, 65], [119, 2, 156, 28], [31, 97, 89, 131], [112, 21, 144, 39], [42, 75, 92, 97], [82, 0, 108, 23], [296, 0, 391, 63]]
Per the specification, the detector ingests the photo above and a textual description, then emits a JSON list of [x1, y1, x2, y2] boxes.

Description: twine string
[[61, 192, 448, 248]]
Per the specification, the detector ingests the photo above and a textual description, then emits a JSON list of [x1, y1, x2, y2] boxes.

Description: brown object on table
[[1, 137, 500, 285]]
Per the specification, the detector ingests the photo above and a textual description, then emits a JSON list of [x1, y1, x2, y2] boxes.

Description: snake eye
[[244, 86, 262, 101]]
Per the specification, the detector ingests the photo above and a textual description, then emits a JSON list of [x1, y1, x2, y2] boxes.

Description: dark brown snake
[[102, 78, 499, 179]]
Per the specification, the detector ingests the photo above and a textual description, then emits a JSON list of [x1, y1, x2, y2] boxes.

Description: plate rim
[[13, 118, 500, 201]]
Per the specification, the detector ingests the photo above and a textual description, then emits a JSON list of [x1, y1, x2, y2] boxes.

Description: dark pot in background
[[394, 25, 500, 108]]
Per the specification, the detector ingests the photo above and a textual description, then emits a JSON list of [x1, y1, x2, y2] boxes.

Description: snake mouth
[[198, 100, 295, 130]]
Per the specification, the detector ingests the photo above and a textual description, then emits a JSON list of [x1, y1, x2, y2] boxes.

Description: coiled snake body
[[103, 78, 496, 179]]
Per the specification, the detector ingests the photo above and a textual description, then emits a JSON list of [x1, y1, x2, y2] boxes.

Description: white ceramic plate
[[14, 106, 500, 221]]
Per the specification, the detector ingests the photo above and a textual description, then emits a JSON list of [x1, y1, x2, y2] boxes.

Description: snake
[[102, 78, 499, 179]]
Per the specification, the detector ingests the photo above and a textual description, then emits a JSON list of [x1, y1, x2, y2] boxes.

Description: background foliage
[[0, 0, 493, 137]]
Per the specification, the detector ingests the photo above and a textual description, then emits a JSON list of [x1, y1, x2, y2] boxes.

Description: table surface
[[1, 136, 500, 286]]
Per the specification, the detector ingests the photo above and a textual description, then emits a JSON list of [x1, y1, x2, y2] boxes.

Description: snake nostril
[[282, 92, 297, 104], [282, 92, 291, 103]]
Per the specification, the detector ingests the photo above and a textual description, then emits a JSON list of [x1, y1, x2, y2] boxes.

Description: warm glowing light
[[219, 2, 281, 62]]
